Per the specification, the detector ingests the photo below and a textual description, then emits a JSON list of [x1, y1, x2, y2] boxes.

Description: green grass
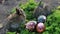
[[43, 6, 60, 34]]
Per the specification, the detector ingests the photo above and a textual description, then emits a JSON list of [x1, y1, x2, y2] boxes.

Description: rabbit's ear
[[43, 4, 49, 9], [16, 8, 23, 15], [16, 8, 20, 15]]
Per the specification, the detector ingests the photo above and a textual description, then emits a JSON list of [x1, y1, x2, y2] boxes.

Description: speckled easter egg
[[25, 21, 37, 31], [36, 23, 45, 33]]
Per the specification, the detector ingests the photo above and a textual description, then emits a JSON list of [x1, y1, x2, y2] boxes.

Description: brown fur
[[0, 8, 26, 34], [7, 8, 26, 34]]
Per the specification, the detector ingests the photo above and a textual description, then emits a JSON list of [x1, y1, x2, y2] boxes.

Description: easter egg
[[25, 21, 37, 31], [38, 15, 46, 23], [36, 23, 45, 33]]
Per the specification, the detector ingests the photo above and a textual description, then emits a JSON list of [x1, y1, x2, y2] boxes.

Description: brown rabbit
[[33, 1, 52, 19], [6, 8, 26, 34], [0, 8, 26, 34]]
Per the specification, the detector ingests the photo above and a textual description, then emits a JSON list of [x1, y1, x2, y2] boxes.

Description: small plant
[[20, 0, 38, 20]]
